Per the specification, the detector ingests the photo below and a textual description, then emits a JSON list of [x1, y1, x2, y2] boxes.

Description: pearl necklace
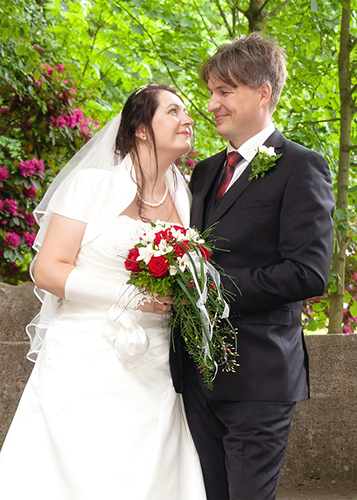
[[137, 179, 169, 208]]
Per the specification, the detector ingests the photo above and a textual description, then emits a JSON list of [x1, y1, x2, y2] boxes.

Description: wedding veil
[[26, 113, 123, 361]]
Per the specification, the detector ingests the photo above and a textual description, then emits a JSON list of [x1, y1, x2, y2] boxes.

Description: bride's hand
[[137, 295, 173, 315]]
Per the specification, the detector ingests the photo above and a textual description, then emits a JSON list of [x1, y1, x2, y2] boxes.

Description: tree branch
[[113, 0, 215, 125], [284, 117, 340, 134], [192, 0, 219, 47], [263, 0, 292, 20], [79, 15, 105, 85], [213, 0, 235, 38]]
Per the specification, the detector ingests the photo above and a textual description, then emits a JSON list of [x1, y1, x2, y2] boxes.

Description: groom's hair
[[200, 32, 287, 111]]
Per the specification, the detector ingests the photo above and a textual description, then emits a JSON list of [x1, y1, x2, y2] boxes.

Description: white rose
[[257, 145, 276, 156]]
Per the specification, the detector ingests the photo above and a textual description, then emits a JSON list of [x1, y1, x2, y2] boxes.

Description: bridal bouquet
[[124, 221, 239, 389]]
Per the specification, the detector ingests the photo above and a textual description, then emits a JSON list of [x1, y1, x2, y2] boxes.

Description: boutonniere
[[248, 145, 282, 181]]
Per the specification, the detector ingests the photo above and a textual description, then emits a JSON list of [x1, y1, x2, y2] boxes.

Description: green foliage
[[1, 0, 356, 330]]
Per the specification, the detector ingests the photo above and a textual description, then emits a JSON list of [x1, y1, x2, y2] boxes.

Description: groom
[[170, 33, 335, 499]]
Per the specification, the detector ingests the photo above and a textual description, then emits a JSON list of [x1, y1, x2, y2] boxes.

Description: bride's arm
[[33, 214, 86, 298], [34, 213, 171, 314]]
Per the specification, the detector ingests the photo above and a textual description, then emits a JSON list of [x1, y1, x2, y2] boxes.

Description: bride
[[0, 84, 207, 499]]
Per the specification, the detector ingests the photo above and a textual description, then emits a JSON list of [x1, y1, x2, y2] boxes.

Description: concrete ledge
[[0, 282, 356, 493]]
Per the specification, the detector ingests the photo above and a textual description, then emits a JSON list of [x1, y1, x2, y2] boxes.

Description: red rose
[[148, 255, 169, 277], [125, 247, 141, 274], [197, 244, 210, 261], [173, 240, 191, 257], [154, 229, 172, 246]]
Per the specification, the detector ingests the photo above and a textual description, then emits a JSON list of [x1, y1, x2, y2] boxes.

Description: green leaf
[[132, 25, 144, 35], [33, 69, 40, 82], [310, 0, 319, 12], [16, 44, 26, 56], [350, 300, 357, 318]]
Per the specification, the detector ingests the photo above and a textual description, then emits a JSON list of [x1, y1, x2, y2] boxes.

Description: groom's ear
[[258, 83, 272, 109], [135, 124, 147, 142]]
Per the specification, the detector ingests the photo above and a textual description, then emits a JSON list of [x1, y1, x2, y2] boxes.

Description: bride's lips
[[178, 130, 192, 138]]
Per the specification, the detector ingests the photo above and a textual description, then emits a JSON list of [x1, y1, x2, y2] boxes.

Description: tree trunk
[[328, 1, 353, 333], [245, 0, 266, 32]]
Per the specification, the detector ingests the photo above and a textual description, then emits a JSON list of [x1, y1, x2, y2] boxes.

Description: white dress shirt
[[225, 122, 276, 192]]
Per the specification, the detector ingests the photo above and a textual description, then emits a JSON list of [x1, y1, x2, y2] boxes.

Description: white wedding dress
[[0, 214, 206, 500]]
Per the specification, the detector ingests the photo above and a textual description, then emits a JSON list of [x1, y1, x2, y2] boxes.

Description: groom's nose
[[207, 94, 220, 113]]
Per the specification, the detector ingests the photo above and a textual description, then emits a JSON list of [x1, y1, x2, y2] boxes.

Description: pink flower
[[19, 159, 36, 177], [24, 213, 35, 226], [49, 116, 60, 128], [0, 108, 9, 115], [74, 108, 84, 122], [69, 81, 76, 94], [81, 122, 89, 135], [343, 326, 352, 334], [4, 232, 21, 249], [23, 231, 36, 246], [58, 114, 68, 127], [0, 200, 4, 210], [37, 159, 44, 175], [23, 185, 36, 198], [191, 150, 199, 157], [186, 159, 195, 169], [56, 64, 65, 72], [67, 114, 77, 128], [3, 198, 18, 216], [0, 166, 9, 181], [45, 64, 53, 77], [19, 158, 44, 177]]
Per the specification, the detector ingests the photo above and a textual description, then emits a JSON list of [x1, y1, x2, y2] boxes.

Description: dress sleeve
[[49, 169, 100, 223]]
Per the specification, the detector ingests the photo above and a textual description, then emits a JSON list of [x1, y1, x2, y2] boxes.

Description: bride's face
[[150, 91, 193, 158]]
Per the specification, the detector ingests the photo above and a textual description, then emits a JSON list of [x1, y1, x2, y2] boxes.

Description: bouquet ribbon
[[102, 305, 149, 363], [188, 251, 230, 361]]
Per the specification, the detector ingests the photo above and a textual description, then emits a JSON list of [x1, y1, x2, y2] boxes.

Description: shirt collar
[[227, 122, 276, 163]]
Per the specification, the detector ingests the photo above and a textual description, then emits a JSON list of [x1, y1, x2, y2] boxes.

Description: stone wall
[[0, 282, 356, 493]]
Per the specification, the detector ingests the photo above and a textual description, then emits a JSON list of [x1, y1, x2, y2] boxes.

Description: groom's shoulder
[[278, 132, 327, 163]]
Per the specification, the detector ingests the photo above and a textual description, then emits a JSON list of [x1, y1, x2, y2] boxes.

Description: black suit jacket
[[170, 129, 335, 401]]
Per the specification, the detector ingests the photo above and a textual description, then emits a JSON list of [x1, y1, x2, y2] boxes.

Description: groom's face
[[207, 76, 265, 149]]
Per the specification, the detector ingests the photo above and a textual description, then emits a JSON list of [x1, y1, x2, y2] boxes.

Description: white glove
[[64, 267, 142, 309]]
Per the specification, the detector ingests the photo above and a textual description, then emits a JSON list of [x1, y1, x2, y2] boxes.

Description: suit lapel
[[206, 129, 285, 228], [191, 150, 226, 231]]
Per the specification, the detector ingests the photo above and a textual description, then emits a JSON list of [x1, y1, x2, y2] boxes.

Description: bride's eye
[[169, 108, 178, 115]]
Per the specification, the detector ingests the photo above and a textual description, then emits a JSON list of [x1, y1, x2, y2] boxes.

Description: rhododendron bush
[[0, 44, 99, 283]]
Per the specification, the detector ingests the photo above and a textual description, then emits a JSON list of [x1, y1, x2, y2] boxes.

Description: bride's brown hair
[[115, 84, 180, 218]]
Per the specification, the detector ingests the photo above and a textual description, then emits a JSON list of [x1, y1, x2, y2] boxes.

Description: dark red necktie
[[215, 151, 243, 203]]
